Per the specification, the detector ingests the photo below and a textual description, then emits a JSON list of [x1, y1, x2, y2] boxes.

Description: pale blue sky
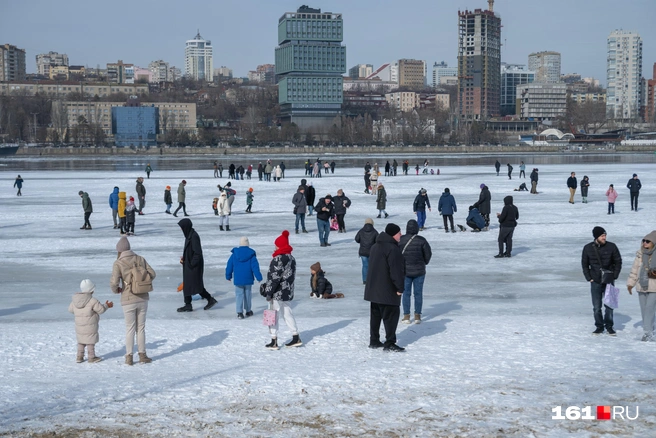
[[1, 0, 655, 84]]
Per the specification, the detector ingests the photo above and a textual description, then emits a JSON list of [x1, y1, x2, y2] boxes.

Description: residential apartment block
[[107, 60, 134, 84], [516, 83, 567, 120], [385, 91, 420, 112], [398, 59, 426, 88], [349, 64, 373, 79], [606, 30, 643, 120], [528, 51, 561, 84], [185, 31, 213, 81], [36, 51, 69, 77], [432, 62, 457, 89], [1, 81, 148, 97], [0, 44, 27, 82], [644, 63, 656, 123], [149, 60, 171, 83]]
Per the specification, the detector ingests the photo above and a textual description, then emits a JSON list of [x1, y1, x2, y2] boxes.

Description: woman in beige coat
[[627, 230, 656, 341], [110, 236, 156, 365], [69, 279, 113, 363]]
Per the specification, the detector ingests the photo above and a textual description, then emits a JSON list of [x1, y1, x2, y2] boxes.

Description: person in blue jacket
[[466, 206, 486, 232], [225, 236, 263, 319], [109, 186, 119, 229], [438, 188, 457, 233]]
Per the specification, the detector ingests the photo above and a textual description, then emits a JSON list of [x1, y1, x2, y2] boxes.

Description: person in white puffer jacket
[[68, 279, 113, 363], [218, 191, 231, 231]]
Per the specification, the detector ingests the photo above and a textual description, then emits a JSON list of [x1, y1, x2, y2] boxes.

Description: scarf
[[639, 247, 656, 290]]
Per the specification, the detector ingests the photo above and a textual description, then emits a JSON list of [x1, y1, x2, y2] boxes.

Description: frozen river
[[1, 160, 655, 436]]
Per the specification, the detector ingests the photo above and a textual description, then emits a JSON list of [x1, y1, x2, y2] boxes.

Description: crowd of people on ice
[[10, 157, 655, 362]]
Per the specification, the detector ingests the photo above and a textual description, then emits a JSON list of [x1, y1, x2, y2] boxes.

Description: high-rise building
[[516, 83, 567, 121], [432, 62, 457, 89], [257, 64, 276, 84], [398, 59, 426, 88], [36, 51, 69, 77], [0, 44, 27, 82], [349, 64, 373, 79], [528, 51, 561, 84], [149, 60, 171, 83], [501, 63, 535, 116], [457, 2, 502, 120], [107, 60, 134, 84], [275, 5, 346, 130], [214, 66, 233, 81], [185, 31, 213, 81], [606, 30, 642, 120], [644, 63, 656, 123]]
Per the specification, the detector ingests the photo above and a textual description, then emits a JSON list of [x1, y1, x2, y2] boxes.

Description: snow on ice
[[1, 157, 656, 437]]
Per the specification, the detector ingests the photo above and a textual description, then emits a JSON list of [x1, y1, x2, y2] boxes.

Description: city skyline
[[1, 0, 655, 85]]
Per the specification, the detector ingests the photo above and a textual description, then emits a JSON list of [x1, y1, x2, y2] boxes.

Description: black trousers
[[184, 288, 212, 305], [126, 222, 135, 233], [84, 212, 92, 228], [370, 302, 400, 346], [442, 214, 454, 230], [630, 192, 639, 210], [174, 202, 187, 215], [498, 226, 515, 254], [336, 213, 346, 231], [467, 219, 480, 231], [519, 170, 525, 178]]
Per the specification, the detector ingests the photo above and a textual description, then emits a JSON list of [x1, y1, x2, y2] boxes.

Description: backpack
[[128, 258, 153, 294]]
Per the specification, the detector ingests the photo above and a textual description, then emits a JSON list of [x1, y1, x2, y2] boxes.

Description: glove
[[259, 283, 267, 297]]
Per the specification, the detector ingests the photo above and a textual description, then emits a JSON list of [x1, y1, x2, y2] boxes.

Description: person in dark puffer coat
[[495, 196, 519, 258], [177, 218, 217, 312], [437, 188, 457, 233], [398, 220, 432, 324], [473, 184, 491, 229], [309, 262, 343, 299], [332, 189, 351, 233], [355, 218, 379, 284]]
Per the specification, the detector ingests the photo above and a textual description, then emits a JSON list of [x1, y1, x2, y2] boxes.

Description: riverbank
[[13, 143, 656, 157]]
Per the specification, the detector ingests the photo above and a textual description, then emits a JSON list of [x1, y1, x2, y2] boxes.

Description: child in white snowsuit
[[68, 279, 113, 363]]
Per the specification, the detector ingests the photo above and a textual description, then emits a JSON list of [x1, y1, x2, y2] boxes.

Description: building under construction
[[457, 0, 501, 121]]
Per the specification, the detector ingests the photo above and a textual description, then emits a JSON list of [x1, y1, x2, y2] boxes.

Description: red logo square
[[597, 406, 611, 420]]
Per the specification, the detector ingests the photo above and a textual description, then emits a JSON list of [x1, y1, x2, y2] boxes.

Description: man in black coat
[[495, 196, 519, 258], [305, 182, 316, 216], [177, 218, 217, 312], [355, 218, 379, 284], [627, 173, 642, 211], [581, 226, 622, 335], [473, 183, 491, 230], [332, 189, 351, 233], [135, 177, 146, 215], [315, 194, 335, 247], [229, 163, 236, 179], [364, 223, 406, 352], [567, 172, 577, 204], [398, 220, 432, 324], [495, 160, 501, 176], [530, 168, 539, 194]]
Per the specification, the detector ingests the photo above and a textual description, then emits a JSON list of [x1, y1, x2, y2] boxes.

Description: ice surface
[[1, 161, 656, 437]]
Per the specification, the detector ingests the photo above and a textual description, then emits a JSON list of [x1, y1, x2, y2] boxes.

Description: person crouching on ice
[[310, 262, 344, 299]]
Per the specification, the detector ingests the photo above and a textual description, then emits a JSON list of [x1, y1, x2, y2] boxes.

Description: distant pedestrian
[[218, 163, 224, 178], [519, 161, 526, 178], [324, 162, 330, 174], [415, 164, 420, 175], [315, 194, 335, 247], [257, 162, 263, 181], [495, 196, 519, 258], [392, 159, 398, 176], [265, 162, 273, 181], [606, 184, 618, 214], [69, 279, 113, 363], [246, 164, 253, 180], [364, 223, 405, 352], [292, 185, 308, 234], [473, 183, 491, 230], [580, 176, 590, 203], [218, 191, 231, 231], [176, 218, 217, 312], [402, 160, 408, 175], [530, 168, 539, 194], [135, 177, 146, 215], [507, 163, 513, 180], [355, 218, 379, 284], [581, 226, 622, 335], [333, 189, 351, 233], [330, 161, 336, 174], [413, 188, 431, 231], [306, 182, 316, 216], [173, 180, 188, 217], [626, 230, 656, 341], [246, 188, 254, 213], [229, 163, 236, 179], [109, 186, 119, 229], [437, 188, 457, 233], [125, 196, 136, 236], [280, 162, 286, 179], [364, 170, 371, 194], [164, 185, 172, 214], [385, 161, 391, 177], [399, 219, 432, 325], [376, 183, 388, 218], [370, 170, 379, 195], [79, 190, 93, 230], [213, 161, 219, 178], [495, 160, 501, 176], [13, 175, 23, 196], [567, 172, 577, 204], [226, 236, 263, 319], [145, 163, 153, 179], [262, 230, 302, 350], [627, 173, 642, 211]]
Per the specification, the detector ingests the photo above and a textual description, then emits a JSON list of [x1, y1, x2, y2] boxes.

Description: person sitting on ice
[[310, 262, 343, 299], [514, 182, 529, 192], [465, 205, 486, 232]]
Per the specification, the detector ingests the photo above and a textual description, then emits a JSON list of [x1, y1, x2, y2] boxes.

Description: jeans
[[308, 205, 314, 215], [112, 209, 118, 226], [166, 203, 172, 213], [416, 210, 427, 228], [295, 213, 306, 231], [369, 302, 400, 347], [608, 202, 615, 214], [498, 226, 514, 254], [317, 219, 330, 244], [519, 170, 525, 178], [402, 275, 425, 315], [630, 192, 639, 210], [235, 285, 252, 314], [360, 256, 369, 283], [591, 281, 613, 329]]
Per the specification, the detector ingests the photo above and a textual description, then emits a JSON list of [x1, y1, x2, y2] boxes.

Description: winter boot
[[265, 338, 279, 350], [376, 214, 381, 218], [177, 304, 193, 312], [225, 225, 231, 231], [384, 213, 389, 218], [295, 230, 299, 234], [451, 229, 457, 233], [245, 311, 254, 317], [76, 354, 84, 363], [402, 314, 411, 324], [237, 313, 245, 319], [494, 253, 505, 258], [414, 313, 421, 324], [125, 354, 134, 366], [219, 225, 224, 231], [335, 293, 345, 298], [302, 229, 308, 233], [285, 335, 303, 348], [88, 356, 102, 363], [204, 297, 217, 310], [138, 352, 152, 364]]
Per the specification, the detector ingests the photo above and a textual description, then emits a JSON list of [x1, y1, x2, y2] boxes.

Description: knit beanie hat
[[325, 194, 332, 199], [226, 182, 232, 187], [239, 236, 249, 247], [166, 186, 171, 190], [633, 173, 638, 177], [78, 190, 84, 195], [310, 262, 321, 272], [592, 226, 606, 240], [364, 218, 374, 225], [275, 230, 290, 249], [182, 180, 186, 184], [80, 279, 95, 293], [385, 223, 401, 236], [480, 184, 486, 189], [116, 236, 131, 252]]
